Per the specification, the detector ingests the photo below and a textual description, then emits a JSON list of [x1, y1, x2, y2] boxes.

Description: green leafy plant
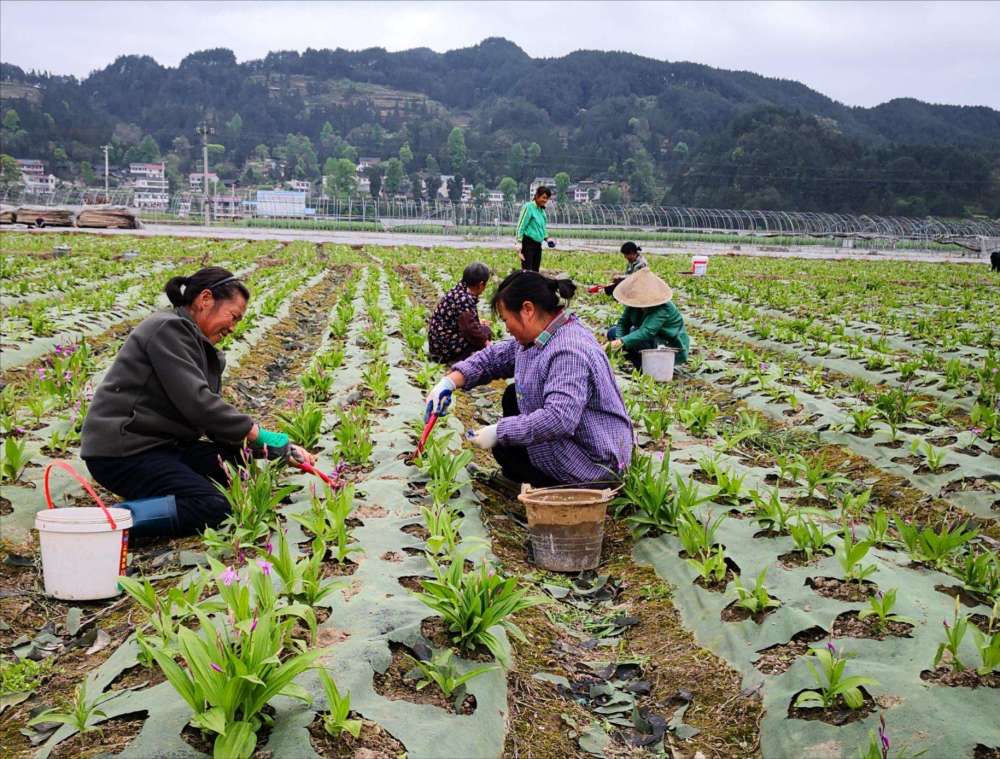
[[27, 679, 120, 737], [795, 642, 879, 710], [969, 605, 1000, 676], [836, 525, 877, 583], [406, 648, 498, 708], [0, 656, 52, 696], [933, 598, 968, 673], [712, 467, 746, 507], [277, 401, 324, 450], [675, 395, 719, 437], [678, 510, 727, 561], [732, 568, 781, 615], [290, 485, 362, 564], [1, 435, 31, 483], [958, 551, 1000, 601], [839, 489, 872, 520], [908, 439, 947, 473], [414, 551, 546, 666], [751, 488, 798, 533], [318, 671, 362, 739], [334, 407, 374, 465], [300, 367, 334, 402], [894, 518, 978, 570], [790, 517, 835, 561], [858, 589, 915, 633], [800, 457, 851, 499], [868, 509, 891, 546]]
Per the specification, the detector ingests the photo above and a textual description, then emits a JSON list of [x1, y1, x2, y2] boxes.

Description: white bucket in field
[[35, 507, 132, 600], [641, 346, 678, 381], [691, 255, 709, 276]]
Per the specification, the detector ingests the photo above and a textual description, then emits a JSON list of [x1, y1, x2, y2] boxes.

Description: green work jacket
[[515, 201, 547, 243], [617, 302, 690, 363]]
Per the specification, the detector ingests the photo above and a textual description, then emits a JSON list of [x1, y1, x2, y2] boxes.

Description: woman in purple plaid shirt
[[425, 270, 634, 487]]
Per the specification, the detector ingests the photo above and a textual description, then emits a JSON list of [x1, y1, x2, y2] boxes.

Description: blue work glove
[[425, 377, 455, 422], [250, 427, 290, 459]]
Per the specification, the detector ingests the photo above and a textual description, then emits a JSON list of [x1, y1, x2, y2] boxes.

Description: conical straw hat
[[613, 267, 673, 307]]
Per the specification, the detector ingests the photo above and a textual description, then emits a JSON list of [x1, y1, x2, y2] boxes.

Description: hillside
[[2, 38, 999, 216]]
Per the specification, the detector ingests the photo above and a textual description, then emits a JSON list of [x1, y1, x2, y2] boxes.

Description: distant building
[[529, 177, 557, 198], [487, 189, 504, 204], [285, 179, 311, 194], [16, 159, 56, 194], [210, 194, 243, 220], [253, 189, 311, 217], [129, 162, 169, 209], [570, 180, 601, 203], [438, 175, 472, 202], [189, 172, 219, 189], [357, 157, 381, 172]]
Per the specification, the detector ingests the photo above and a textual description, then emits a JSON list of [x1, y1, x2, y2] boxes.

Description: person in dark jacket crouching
[[80, 267, 313, 537], [427, 262, 493, 364]]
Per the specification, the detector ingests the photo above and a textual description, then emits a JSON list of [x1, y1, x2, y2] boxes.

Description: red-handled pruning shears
[[289, 452, 344, 489], [416, 413, 439, 457]]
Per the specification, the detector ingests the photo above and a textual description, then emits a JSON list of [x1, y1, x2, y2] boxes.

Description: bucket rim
[[640, 346, 678, 354], [518, 481, 620, 505], [36, 506, 133, 525]]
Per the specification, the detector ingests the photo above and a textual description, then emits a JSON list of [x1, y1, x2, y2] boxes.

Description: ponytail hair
[[164, 267, 250, 307], [621, 241, 641, 255], [490, 270, 576, 316]]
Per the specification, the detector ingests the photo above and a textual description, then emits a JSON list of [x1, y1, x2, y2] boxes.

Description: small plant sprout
[[839, 488, 872, 520], [858, 589, 915, 633], [731, 568, 781, 616], [867, 509, 891, 546], [750, 488, 798, 534], [406, 648, 498, 705], [277, 400, 324, 450], [857, 714, 891, 759], [969, 603, 1000, 676], [847, 407, 879, 435], [1, 435, 31, 483], [933, 597, 970, 673], [319, 671, 362, 739], [27, 679, 119, 737], [686, 545, 728, 585], [836, 524, 877, 583], [795, 641, 879, 710], [790, 517, 835, 561], [800, 457, 851, 500]]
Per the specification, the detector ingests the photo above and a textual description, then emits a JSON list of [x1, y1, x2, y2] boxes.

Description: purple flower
[[943, 618, 950, 630], [878, 714, 890, 757], [210, 662, 224, 673], [37, 368, 46, 379], [265, 540, 273, 554], [826, 640, 837, 656], [257, 559, 272, 576], [220, 566, 238, 586], [250, 616, 258, 632], [971, 427, 983, 437]]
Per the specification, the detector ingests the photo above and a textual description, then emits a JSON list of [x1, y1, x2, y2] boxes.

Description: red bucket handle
[[43, 460, 118, 530]]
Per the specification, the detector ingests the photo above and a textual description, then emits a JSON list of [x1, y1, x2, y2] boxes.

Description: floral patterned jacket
[[428, 283, 491, 363]]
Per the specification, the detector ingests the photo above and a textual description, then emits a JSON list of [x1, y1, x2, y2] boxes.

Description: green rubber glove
[[250, 427, 290, 458]]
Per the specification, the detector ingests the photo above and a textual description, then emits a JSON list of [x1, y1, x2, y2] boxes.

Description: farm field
[[0, 231, 998, 759]]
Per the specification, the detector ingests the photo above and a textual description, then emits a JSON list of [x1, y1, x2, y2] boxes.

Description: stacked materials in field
[[76, 205, 141, 229], [14, 206, 76, 227]]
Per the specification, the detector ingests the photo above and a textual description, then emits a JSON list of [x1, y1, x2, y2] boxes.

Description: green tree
[[383, 158, 404, 195], [253, 143, 270, 161], [526, 142, 541, 168], [283, 133, 319, 179], [554, 172, 571, 203], [471, 183, 488, 206], [331, 158, 357, 198], [2, 109, 21, 131], [398, 142, 413, 167], [225, 113, 243, 141], [80, 161, 95, 186], [601, 185, 622, 204], [320, 121, 336, 151], [508, 143, 525, 180], [409, 171, 423, 200], [447, 174, 464, 203], [365, 163, 383, 198], [172, 136, 192, 163], [673, 141, 689, 160], [0, 153, 23, 191], [447, 127, 467, 173], [499, 176, 518, 203]]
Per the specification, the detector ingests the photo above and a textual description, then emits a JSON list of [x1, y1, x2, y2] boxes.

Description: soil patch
[[107, 663, 168, 691], [307, 713, 406, 758], [831, 610, 913, 639], [934, 584, 991, 609], [920, 665, 1000, 689], [754, 626, 828, 675], [400, 523, 430, 541], [321, 558, 359, 580], [48, 711, 148, 759], [721, 599, 782, 624], [397, 575, 426, 593], [778, 549, 830, 568], [806, 576, 876, 602], [419, 616, 494, 662], [371, 641, 477, 715], [787, 687, 877, 725]]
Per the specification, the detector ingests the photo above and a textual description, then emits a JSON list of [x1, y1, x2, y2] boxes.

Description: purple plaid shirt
[[453, 313, 634, 483]]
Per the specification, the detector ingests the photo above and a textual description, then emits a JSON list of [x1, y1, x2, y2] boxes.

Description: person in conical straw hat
[[605, 267, 690, 371]]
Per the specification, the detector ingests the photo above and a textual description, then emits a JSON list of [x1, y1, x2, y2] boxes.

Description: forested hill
[[2, 38, 999, 216]]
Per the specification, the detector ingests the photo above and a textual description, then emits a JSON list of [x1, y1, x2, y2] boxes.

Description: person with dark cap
[[81, 267, 313, 537], [588, 241, 649, 295], [515, 186, 556, 272], [428, 262, 493, 364]]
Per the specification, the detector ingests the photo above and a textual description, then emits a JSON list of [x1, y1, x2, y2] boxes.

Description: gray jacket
[[81, 307, 253, 458]]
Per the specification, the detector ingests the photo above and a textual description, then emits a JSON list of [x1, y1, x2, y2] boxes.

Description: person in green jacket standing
[[605, 267, 690, 370], [515, 185, 555, 272]]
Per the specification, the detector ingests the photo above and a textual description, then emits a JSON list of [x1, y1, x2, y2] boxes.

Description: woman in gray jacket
[[81, 267, 312, 537]]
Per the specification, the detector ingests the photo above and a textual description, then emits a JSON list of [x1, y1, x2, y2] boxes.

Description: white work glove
[[425, 377, 456, 422], [466, 424, 498, 449]]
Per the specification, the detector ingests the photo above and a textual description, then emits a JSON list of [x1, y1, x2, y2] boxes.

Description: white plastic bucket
[[35, 507, 132, 600], [641, 347, 678, 381], [691, 256, 708, 276]]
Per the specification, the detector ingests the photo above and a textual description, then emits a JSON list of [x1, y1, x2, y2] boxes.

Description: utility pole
[[102, 144, 110, 200], [197, 122, 213, 225]]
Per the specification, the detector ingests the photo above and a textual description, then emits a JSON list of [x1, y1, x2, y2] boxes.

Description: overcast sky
[[2, 0, 998, 109]]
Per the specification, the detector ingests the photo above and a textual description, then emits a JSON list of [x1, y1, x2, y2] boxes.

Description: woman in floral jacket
[[428, 262, 493, 363]]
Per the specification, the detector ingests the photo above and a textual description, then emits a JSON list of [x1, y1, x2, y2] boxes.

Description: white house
[[189, 172, 219, 189], [15, 159, 56, 194], [529, 177, 557, 198], [285, 179, 311, 194], [487, 189, 504, 204], [129, 162, 169, 209]]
